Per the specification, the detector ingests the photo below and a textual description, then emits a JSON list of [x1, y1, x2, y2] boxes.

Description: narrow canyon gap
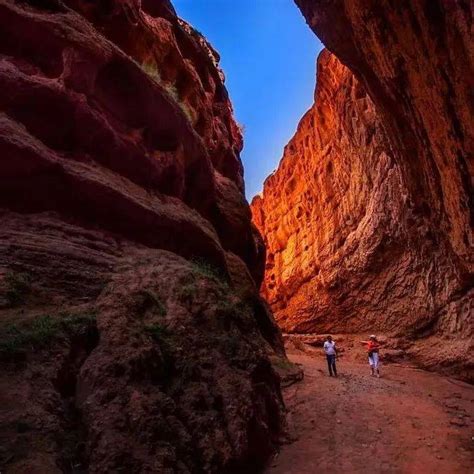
[[252, 0, 473, 382]]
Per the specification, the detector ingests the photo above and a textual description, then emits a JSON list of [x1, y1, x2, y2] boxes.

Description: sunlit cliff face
[[252, 50, 404, 334], [252, 0, 473, 381]]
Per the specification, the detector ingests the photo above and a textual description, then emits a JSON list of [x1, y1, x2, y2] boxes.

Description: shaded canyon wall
[[0, 0, 284, 472]]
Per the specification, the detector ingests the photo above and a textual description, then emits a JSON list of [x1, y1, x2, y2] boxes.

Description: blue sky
[[173, 0, 323, 199]]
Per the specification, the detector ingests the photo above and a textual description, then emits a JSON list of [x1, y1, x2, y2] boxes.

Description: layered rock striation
[[252, 0, 473, 380], [0, 1, 284, 472]]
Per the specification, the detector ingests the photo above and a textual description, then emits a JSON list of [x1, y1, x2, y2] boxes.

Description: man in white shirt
[[323, 335, 338, 376]]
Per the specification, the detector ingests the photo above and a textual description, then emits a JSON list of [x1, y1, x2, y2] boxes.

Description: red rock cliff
[[253, 50, 410, 333], [0, 1, 284, 472], [252, 45, 472, 378], [294, 1, 473, 265], [253, 0, 473, 380]]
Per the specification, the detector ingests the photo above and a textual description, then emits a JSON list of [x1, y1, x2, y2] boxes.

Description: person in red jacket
[[360, 335, 381, 377]]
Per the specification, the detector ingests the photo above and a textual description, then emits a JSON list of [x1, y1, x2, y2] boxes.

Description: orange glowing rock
[[252, 46, 473, 381]]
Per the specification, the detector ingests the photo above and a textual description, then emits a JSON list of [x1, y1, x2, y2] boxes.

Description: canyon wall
[[252, 0, 473, 379], [0, 1, 284, 472], [252, 50, 409, 333]]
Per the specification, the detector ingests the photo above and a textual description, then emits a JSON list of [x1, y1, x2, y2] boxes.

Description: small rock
[[336, 419, 342, 424]]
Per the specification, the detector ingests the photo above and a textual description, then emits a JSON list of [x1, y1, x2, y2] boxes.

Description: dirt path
[[268, 353, 474, 474]]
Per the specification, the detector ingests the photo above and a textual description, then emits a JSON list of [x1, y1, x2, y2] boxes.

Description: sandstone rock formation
[[0, 1, 284, 471], [252, 0, 473, 380], [253, 50, 410, 333]]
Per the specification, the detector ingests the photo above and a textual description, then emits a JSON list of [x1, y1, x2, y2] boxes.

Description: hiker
[[361, 335, 380, 377], [323, 335, 338, 377]]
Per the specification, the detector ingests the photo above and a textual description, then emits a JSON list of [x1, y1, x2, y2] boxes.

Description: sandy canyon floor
[[268, 351, 473, 474]]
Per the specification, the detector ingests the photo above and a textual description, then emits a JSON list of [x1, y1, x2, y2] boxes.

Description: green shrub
[[178, 283, 196, 303], [137, 290, 167, 317], [0, 313, 96, 355], [272, 357, 296, 371], [145, 323, 170, 341], [4, 271, 32, 307], [215, 298, 252, 320], [141, 61, 160, 82], [0, 316, 59, 354], [191, 258, 228, 287], [61, 312, 97, 335], [145, 323, 175, 383], [140, 61, 195, 123]]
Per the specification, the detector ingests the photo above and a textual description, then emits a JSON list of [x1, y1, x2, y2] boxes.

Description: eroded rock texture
[[253, 54, 473, 377], [253, 50, 412, 334], [0, 1, 284, 471], [253, 0, 473, 380]]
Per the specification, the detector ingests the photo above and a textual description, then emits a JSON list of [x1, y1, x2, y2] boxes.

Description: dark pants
[[326, 354, 337, 376]]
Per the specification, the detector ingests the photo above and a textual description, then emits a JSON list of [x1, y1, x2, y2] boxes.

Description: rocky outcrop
[[294, 1, 473, 263], [0, 1, 284, 471], [252, 0, 473, 380], [253, 50, 412, 333]]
